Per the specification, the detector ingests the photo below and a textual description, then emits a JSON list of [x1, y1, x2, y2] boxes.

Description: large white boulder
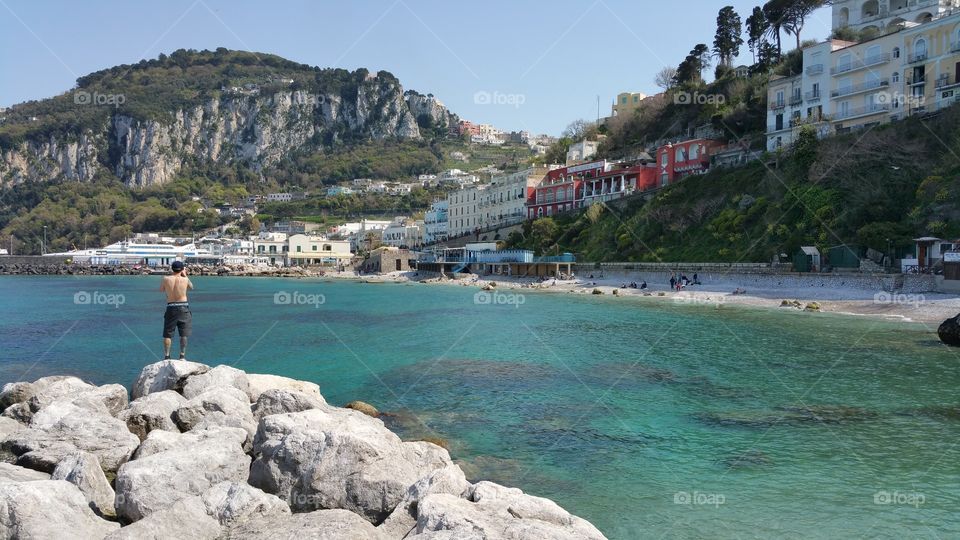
[[0, 462, 50, 482], [182, 365, 252, 401], [0, 416, 25, 439], [200, 481, 290, 527], [379, 465, 471, 538], [246, 373, 323, 403], [222, 509, 389, 540], [1, 376, 127, 420], [119, 390, 187, 441], [114, 426, 250, 522], [52, 450, 116, 518], [251, 388, 327, 422], [132, 360, 210, 399], [105, 496, 222, 540], [249, 408, 452, 524], [4, 401, 139, 473], [408, 481, 607, 540], [0, 480, 119, 538], [172, 386, 256, 446]]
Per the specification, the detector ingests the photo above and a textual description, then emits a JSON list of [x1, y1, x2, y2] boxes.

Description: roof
[[913, 237, 943, 242], [799, 246, 820, 256]]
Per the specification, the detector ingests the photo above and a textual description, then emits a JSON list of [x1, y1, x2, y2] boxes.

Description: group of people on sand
[[620, 281, 647, 290], [669, 271, 701, 291]]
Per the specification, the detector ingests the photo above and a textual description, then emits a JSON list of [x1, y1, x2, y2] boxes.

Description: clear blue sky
[[0, 0, 832, 135]]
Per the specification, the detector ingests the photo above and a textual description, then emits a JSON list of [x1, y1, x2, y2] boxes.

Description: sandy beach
[[336, 270, 960, 327]]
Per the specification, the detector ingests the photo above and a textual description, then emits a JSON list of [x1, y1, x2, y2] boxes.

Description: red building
[[526, 160, 658, 219], [656, 138, 723, 185]]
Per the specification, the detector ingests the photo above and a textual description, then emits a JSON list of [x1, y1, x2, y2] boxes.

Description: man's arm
[[186, 278, 194, 291], [159, 278, 167, 292]]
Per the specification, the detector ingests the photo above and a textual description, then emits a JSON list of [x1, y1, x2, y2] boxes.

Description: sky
[[0, 0, 833, 135]]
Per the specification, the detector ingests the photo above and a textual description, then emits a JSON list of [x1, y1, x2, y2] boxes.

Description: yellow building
[[611, 92, 648, 117], [287, 234, 353, 266]]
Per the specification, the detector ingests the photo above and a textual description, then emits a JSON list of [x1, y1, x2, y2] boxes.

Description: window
[[893, 47, 900, 59], [776, 89, 784, 105], [633, 95, 639, 103], [892, 71, 900, 83], [838, 53, 851, 71], [621, 97, 627, 104], [916, 38, 927, 59], [311, 245, 317, 251], [661, 153, 668, 165], [675, 146, 686, 162], [689, 144, 699, 160]]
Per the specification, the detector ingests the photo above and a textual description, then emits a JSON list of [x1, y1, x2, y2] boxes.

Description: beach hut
[[827, 244, 861, 269], [793, 246, 821, 273]]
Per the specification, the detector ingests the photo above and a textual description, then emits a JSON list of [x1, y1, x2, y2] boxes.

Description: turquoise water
[[2, 276, 959, 539]]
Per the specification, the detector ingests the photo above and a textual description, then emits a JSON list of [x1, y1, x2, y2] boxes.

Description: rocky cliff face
[[0, 73, 445, 188]]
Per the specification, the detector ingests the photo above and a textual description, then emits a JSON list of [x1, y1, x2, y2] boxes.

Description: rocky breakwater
[[0, 360, 606, 539]]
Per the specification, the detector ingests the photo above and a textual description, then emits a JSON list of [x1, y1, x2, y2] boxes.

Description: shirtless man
[[160, 261, 194, 360]]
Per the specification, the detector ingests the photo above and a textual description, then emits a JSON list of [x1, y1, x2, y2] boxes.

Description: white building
[[832, 0, 957, 32], [424, 200, 449, 244], [566, 140, 599, 165], [447, 184, 488, 238], [254, 232, 288, 266], [287, 235, 353, 266], [475, 167, 547, 231], [381, 217, 425, 249]]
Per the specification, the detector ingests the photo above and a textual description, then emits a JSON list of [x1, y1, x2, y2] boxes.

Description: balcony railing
[[789, 94, 803, 106], [833, 103, 890, 121], [831, 79, 889, 98], [769, 100, 786, 110], [952, 41, 960, 53], [806, 64, 824, 75], [907, 75, 926, 86], [935, 75, 960, 89], [907, 52, 928, 64], [805, 89, 822, 101], [830, 53, 891, 75]]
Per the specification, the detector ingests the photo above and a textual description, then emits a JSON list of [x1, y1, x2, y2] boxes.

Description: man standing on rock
[[160, 261, 193, 360]]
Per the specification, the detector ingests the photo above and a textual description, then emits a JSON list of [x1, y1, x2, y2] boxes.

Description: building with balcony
[[527, 161, 603, 219], [611, 92, 649, 118], [424, 200, 449, 244], [656, 139, 724, 184], [474, 167, 548, 231], [831, 0, 958, 33], [287, 235, 353, 266], [447, 184, 488, 237]]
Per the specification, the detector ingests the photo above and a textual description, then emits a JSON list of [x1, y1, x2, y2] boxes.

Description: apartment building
[[447, 184, 488, 237], [424, 200, 449, 244], [766, 11, 960, 148], [475, 167, 548, 230], [832, 0, 958, 32]]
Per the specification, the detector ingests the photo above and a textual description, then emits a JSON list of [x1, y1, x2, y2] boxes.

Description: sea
[[2, 275, 958, 539]]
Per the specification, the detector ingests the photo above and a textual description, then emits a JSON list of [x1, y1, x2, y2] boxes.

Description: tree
[[530, 217, 560, 254], [562, 119, 591, 140], [655, 66, 678, 91], [763, 0, 789, 58], [746, 6, 770, 65], [674, 44, 712, 86], [783, 0, 827, 50], [692, 44, 712, 82], [713, 6, 744, 68]]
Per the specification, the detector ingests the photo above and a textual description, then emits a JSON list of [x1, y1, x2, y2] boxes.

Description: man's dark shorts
[[163, 303, 192, 338]]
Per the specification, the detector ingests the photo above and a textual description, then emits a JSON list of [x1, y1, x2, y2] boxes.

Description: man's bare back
[[160, 273, 193, 302]]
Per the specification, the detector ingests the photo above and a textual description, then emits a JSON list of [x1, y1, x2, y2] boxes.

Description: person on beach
[[669, 275, 676, 290], [160, 261, 193, 360]]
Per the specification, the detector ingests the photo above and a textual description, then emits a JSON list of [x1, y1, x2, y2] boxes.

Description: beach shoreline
[[3, 262, 957, 326]]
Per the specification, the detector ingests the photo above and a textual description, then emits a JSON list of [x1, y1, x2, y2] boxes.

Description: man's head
[[171, 261, 185, 274]]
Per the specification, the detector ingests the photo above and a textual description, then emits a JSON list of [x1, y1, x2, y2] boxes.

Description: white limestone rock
[[378, 464, 471, 538], [200, 481, 290, 527], [222, 509, 389, 540], [105, 496, 222, 540], [249, 408, 452, 524], [132, 360, 210, 399], [0, 480, 119, 538], [118, 390, 186, 441], [246, 373, 323, 403], [251, 388, 327, 422], [114, 426, 250, 522], [52, 450, 116, 517], [408, 481, 607, 540], [4, 401, 139, 473], [0, 462, 50, 482], [182, 364, 252, 401], [172, 386, 256, 447]]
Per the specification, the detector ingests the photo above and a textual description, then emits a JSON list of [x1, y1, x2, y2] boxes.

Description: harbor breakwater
[[0, 360, 606, 539]]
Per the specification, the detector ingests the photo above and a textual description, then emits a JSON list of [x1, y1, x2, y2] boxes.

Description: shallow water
[[2, 275, 959, 539]]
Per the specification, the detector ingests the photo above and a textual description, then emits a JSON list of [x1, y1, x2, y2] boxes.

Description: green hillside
[[507, 109, 960, 263]]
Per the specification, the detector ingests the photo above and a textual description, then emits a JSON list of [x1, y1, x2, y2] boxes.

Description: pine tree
[[713, 6, 744, 68]]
